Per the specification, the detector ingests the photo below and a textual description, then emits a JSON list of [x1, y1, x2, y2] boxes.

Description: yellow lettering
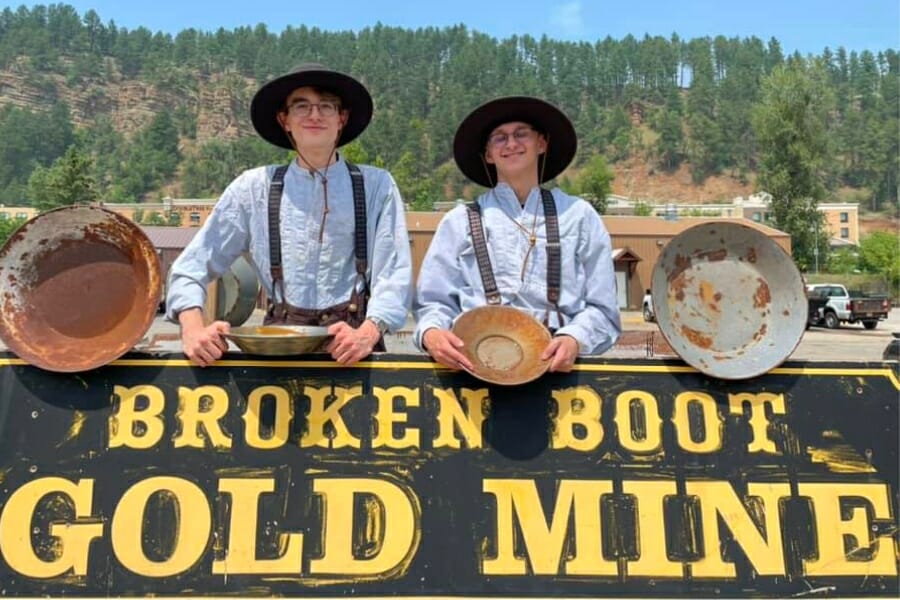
[[372, 386, 421, 449], [672, 392, 722, 453], [301, 386, 362, 449], [728, 393, 785, 454], [0, 478, 102, 578], [243, 386, 293, 449], [622, 480, 682, 577], [433, 388, 487, 449], [687, 481, 790, 578], [111, 477, 211, 577], [483, 479, 615, 575], [799, 483, 897, 576], [615, 390, 663, 454], [173, 386, 232, 449], [310, 478, 419, 576], [212, 478, 303, 575], [551, 386, 604, 451], [109, 385, 165, 449]]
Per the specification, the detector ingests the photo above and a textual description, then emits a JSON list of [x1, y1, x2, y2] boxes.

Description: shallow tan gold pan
[[451, 305, 552, 386], [224, 325, 331, 356]]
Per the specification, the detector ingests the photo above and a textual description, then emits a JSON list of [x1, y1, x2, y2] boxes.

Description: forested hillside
[[0, 3, 897, 219]]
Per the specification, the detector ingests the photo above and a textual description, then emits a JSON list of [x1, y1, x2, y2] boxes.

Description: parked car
[[642, 289, 655, 322], [806, 283, 890, 330]]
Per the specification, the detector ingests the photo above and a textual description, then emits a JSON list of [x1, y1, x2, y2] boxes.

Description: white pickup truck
[[806, 283, 891, 330]]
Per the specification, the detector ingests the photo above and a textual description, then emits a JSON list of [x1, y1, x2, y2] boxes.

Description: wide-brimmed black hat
[[453, 96, 577, 188], [250, 63, 373, 149]]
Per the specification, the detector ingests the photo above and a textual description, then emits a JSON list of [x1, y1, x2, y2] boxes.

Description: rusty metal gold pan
[[451, 305, 552, 386], [650, 222, 806, 380], [0, 206, 161, 372]]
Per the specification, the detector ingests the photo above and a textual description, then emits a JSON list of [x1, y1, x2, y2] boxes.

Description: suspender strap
[[540, 188, 561, 305], [540, 188, 564, 327], [267, 164, 289, 308], [345, 161, 368, 280], [465, 202, 502, 305]]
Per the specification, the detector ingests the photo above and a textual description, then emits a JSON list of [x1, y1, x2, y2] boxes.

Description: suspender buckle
[[486, 292, 502, 305]]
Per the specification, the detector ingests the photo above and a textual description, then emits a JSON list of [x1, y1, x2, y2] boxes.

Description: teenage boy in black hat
[[414, 96, 621, 372], [167, 64, 412, 366]]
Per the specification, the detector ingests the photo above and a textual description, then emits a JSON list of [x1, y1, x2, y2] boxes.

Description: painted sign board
[[0, 352, 897, 597]]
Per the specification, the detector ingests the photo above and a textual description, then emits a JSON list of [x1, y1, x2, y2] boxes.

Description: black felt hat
[[453, 96, 577, 187], [250, 63, 373, 149]]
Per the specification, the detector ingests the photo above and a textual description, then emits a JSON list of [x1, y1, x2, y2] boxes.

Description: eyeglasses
[[285, 100, 340, 118], [487, 127, 536, 148]]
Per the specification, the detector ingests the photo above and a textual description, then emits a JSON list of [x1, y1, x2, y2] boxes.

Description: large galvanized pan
[[451, 305, 552, 386], [214, 254, 259, 327], [0, 206, 162, 372], [650, 222, 807, 380]]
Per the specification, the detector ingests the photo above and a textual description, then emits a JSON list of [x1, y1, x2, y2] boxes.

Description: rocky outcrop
[[195, 71, 255, 143], [0, 60, 255, 143]]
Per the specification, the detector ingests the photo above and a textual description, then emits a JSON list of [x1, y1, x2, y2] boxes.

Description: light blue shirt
[[414, 184, 621, 354], [167, 155, 412, 331]]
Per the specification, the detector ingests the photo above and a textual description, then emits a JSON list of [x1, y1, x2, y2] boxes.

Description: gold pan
[[650, 222, 807, 380], [0, 206, 161, 372], [451, 305, 551, 385], [225, 325, 331, 356]]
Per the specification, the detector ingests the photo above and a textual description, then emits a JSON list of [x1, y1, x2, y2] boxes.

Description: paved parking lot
[[611, 308, 898, 362]]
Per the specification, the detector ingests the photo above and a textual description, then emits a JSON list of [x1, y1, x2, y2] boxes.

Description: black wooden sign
[[0, 352, 897, 597]]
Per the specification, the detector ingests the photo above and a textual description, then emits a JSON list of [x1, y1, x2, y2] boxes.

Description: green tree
[[634, 201, 654, 216], [575, 155, 615, 214], [0, 216, 28, 247], [826, 247, 859, 274], [0, 103, 74, 204], [684, 38, 724, 182], [144, 211, 167, 225], [858, 231, 900, 296], [655, 107, 684, 171], [752, 60, 834, 271], [26, 146, 97, 211]]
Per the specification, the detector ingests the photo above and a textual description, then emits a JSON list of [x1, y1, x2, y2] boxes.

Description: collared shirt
[[167, 155, 412, 331], [413, 184, 621, 354]]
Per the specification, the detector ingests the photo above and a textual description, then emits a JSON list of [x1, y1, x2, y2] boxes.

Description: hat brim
[[453, 96, 577, 188], [250, 68, 373, 149]]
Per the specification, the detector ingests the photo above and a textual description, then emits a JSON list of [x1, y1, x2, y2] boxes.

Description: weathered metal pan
[[215, 255, 260, 327], [650, 222, 807, 380], [224, 325, 331, 356], [0, 206, 162, 372], [451, 305, 552, 385]]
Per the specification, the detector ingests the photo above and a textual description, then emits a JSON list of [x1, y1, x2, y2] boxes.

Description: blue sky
[[10, 0, 899, 55]]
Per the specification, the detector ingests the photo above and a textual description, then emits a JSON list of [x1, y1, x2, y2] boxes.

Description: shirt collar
[[491, 183, 541, 213], [289, 152, 346, 178]]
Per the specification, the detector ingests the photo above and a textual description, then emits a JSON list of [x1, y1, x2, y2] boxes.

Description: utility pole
[[813, 218, 819, 274]]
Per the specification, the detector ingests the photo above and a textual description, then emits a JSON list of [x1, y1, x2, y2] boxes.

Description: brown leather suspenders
[[465, 188, 564, 328], [265, 161, 370, 327]]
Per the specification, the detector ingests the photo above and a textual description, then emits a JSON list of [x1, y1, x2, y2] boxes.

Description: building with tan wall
[[626, 196, 859, 247]]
